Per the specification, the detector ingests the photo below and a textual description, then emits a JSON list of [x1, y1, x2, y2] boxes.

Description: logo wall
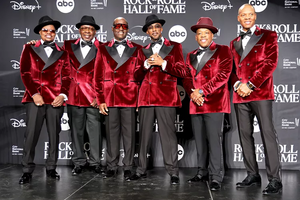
[[124, 0, 186, 14], [56, 0, 74, 13], [126, 25, 151, 44], [283, 58, 300, 69], [13, 28, 30, 39], [11, 60, 20, 69], [91, 0, 108, 10], [274, 84, 299, 103], [168, 25, 187, 43]]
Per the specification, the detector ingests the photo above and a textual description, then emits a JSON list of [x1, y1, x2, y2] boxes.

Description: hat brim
[[76, 22, 100, 30], [142, 19, 165, 32], [191, 25, 218, 34], [34, 21, 61, 34]]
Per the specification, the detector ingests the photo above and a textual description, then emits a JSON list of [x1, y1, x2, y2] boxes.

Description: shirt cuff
[[59, 93, 68, 101], [161, 60, 167, 70], [32, 93, 40, 98], [233, 81, 241, 91], [144, 60, 151, 69]]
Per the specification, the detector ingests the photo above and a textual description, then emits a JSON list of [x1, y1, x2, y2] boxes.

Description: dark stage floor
[[0, 164, 299, 200]]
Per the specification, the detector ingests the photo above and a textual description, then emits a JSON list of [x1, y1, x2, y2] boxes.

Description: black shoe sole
[[263, 189, 282, 195], [236, 182, 261, 188]]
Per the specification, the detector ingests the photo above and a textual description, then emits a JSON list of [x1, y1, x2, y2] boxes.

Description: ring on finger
[[151, 57, 154, 61]]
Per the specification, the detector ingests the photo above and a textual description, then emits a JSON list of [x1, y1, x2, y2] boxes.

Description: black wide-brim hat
[[191, 17, 218, 34], [142, 14, 165, 32], [76, 15, 100, 30], [34, 15, 61, 34]]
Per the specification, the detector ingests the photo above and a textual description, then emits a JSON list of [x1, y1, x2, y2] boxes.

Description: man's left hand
[[52, 95, 65, 107], [237, 83, 252, 97], [147, 53, 164, 66], [90, 98, 98, 108]]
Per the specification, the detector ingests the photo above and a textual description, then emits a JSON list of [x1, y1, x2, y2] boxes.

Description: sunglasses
[[113, 23, 128, 30], [41, 28, 56, 34]]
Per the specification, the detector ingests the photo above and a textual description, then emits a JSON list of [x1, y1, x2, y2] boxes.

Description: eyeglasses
[[239, 13, 255, 18], [113, 24, 128, 30], [80, 26, 95, 32], [41, 28, 56, 34], [148, 24, 162, 30]]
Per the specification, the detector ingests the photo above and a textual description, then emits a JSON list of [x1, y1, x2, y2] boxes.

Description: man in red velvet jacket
[[19, 16, 71, 184], [231, 4, 282, 195], [94, 17, 142, 181], [63, 16, 103, 176], [130, 14, 186, 185], [182, 17, 232, 191]]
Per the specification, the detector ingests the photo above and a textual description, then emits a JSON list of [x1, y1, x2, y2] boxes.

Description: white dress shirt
[[80, 38, 95, 59], [114, 39, 126, 57]]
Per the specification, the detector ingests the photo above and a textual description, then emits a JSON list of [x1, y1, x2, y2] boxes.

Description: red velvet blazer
[[63, 39, 102, 107], [94, 40, 142, 107], [20, 40, 71, 104], [134, 38, 186, 107], [183, 42, 232, 114], [230, 26, 278, 103]]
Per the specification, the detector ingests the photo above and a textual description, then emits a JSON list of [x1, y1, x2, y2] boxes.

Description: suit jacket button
[[114, 83, 116, 85], [36, 59, 38, 61], [160, 82, 162, 84], [254, 50, 257, 53], [150, 70, 153, 72], [107, 61, 109, 63], [205, 76, 208, 79], [239, 65, 241, 68], [126, 71, 129, 73], [149, 82, 151, 84], [77, 83, 80, 85], [160, 70, 162, 72], [77, 71, 79, 73], [247, 63, 250, 66], [239, 78, 242, 80], [248, 76, 251, 79], [209, 64, 211, 67], [127, 83, 129, 85], [42, 71, 44, 74], [194, 78, 197, 80], [114, 71, 116, 73], [89, 72, 91, 74], [54, 72, 57, 74], [41, 84, 44, 86]]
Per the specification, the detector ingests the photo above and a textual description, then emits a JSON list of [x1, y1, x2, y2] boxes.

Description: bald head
[[238, 4, 256, 16], [113, 17, 128, 26]]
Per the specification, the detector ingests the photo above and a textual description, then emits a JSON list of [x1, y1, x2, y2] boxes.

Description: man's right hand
[[32, 94, 44, 106], [99, 103, 109, 115], [191, 89, 204, 106], [27, 40, 38, 45]]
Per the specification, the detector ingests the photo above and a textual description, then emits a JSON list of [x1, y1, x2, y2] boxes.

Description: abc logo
[[177, 85, 186, 101], [169, 25, 187, 43], [249, 0, 268, 13], [178, 144, 184, 161], [61, 112, 70, 131], [56, 0, 75, 14]]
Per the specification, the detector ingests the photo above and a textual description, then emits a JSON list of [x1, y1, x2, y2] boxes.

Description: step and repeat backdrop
[[0, 0, 299, 170]]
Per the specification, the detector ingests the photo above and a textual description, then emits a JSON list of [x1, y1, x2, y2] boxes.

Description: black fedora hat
[[34, 16, 61, 34], [191, 17, 218, 34], [142, 14, 165, 33], [76, 15, 100, 30]]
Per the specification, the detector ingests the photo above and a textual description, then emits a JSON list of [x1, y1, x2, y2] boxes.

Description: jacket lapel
[[78, 44, 97, 69], [71, 42, 84, 65], [115, 45, 137, 70], [240, 32, 264, 62], [142, 47, 153, 59], [159, 44, 174, 59], [189, 51, 198, 70], [196, 47, 217, 75], [31, 44, 48, 64], [233, 38, 243, 57], [43, 48, 64, 70]]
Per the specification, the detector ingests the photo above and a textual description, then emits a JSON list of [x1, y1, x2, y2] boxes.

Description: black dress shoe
[[187, 174, 208, 183], [94, 165, 103, 174], [72, 166, 82, 176], [171, 175, 180, 185], [210, 180, 221, 191], [103, 169, 117, 179], [130, 173, 147, 180], [124, 170, 132, 181], [19, 173, 32, 185], [236, 174, 261, 188], [46, 169, 60, 179], [262, 179, 282, 195]]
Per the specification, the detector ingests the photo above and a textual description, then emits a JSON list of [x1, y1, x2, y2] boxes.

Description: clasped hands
[[33, 94, 64, 107], [147, 53, 164, 66], [237, 83, 252, 97], [191, 89, 204, 106]]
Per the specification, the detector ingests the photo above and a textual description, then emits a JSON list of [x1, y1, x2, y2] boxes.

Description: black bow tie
[[151, 38, 163, 47], [196, 48, 207, 55], [114, 40, 127, 47], [81, 40, 93, 48], [43, 42, 55, 49], [239, 30, 252, 39]]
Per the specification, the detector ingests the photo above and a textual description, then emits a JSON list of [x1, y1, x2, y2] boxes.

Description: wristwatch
[[198, 89, 204, 95], [247, 82, 255, 90]]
